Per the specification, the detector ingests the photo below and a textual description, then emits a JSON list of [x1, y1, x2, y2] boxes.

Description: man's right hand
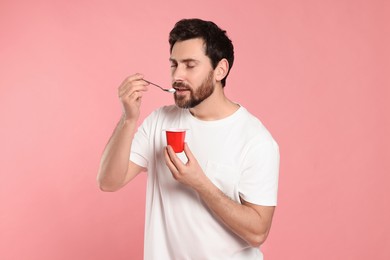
[[118, 73, 148, 121], [97, 73, 148, 192]]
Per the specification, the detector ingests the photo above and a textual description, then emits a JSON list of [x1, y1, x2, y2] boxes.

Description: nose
[[171, 65, 185, 83]]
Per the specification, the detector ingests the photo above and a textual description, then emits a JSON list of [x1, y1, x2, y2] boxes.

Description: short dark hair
[[169, 18, 234, 87]]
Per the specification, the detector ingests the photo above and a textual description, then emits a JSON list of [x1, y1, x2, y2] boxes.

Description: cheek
[[192, 69, 213, 84]]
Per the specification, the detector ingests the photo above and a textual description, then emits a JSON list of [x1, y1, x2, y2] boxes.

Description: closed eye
[[185, 61, 198, 69]]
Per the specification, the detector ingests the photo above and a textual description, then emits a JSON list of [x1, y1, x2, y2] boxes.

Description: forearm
[[97, 116, 138, 191], [195, 179, 271, 247], [164, 144, 274, 246]]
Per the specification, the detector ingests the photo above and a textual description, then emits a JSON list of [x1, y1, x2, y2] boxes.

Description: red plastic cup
[[165, 128, 187, 153]]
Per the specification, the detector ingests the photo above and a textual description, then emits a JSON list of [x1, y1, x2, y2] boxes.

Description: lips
[[172, 82, 190, 92], [173, 87, 190, 91]]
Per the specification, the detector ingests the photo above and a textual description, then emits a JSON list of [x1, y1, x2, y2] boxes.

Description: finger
[[118, 74, 148, 97], [118, 73, 143, 93], [118, 79, 148, 92], [122, 73, 144, 85], [129, 90, 143, 102], [164, 146, 179, 175], [119, 89, 140, 104], [119, 80, 148, 97], [183, 143, 195, 163], [167, 145, 188, 173]]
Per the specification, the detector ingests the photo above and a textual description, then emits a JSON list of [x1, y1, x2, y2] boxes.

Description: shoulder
[[238, 107, 277, 142], [235, 107, 279, 163]]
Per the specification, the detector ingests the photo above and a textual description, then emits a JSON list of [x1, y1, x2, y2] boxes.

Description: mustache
[[172, 81, 191, 89]]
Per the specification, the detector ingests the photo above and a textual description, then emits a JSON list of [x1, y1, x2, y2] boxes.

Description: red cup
[[165, 129, 187, 153]]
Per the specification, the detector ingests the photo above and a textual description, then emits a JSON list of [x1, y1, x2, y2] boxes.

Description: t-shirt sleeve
[[238, 134, 280, 206], [129, 110, 159, 169], [130, 124, 149, 168]]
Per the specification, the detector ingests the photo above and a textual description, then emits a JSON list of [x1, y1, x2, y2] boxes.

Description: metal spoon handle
[[144, 79, 175, 93], [144, 79, 162, 90]]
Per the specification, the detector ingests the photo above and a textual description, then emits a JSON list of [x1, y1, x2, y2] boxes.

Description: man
[[98, 18, 280, 259]]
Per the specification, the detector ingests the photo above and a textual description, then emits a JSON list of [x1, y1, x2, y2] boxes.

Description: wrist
[[194, 175, 217, 196], [120, 113, 137, 124], [119, 115, 138, 130]]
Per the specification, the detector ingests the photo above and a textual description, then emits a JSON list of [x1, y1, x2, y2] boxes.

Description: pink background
[[1, 0, 389, 259]]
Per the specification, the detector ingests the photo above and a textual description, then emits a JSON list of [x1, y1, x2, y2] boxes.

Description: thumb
[[183, 143, 195, 162]]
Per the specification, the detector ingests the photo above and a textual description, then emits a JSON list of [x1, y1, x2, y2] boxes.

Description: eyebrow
[[169, 58, 200, 64]]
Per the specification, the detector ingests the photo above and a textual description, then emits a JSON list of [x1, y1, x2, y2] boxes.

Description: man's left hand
[[164, 143, 209, 190]]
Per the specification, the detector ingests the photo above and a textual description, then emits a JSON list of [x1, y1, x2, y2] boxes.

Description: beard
[[173, 71, 215, 109]]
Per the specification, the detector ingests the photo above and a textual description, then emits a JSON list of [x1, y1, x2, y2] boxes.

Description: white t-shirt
[[130, 105, 279, 260]]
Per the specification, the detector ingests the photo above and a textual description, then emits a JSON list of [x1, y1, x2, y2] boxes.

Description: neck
[[189, 85, 239, 121]]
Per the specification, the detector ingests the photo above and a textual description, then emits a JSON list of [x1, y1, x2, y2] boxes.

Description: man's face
[[169, 38, 215, 109]]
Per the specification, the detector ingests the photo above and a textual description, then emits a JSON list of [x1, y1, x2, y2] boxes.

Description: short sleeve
[[238, 135, 280, 206], [129, 110, 159, 169], [130, 124, 149, 168]]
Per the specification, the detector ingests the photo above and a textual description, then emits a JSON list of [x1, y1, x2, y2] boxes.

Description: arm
[[191, 175, 275, 247], [164, 143, 275, 247], [97, 74, 148, 192]]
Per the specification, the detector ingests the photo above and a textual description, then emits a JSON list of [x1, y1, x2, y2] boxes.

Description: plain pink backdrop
[[1, 0, 389, 259]]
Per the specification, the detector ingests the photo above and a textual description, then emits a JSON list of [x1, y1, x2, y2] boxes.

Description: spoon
[[144, 79, 176, 93]]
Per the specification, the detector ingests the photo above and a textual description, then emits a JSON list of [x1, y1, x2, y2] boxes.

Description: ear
[[214, 58, 229, 81]]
